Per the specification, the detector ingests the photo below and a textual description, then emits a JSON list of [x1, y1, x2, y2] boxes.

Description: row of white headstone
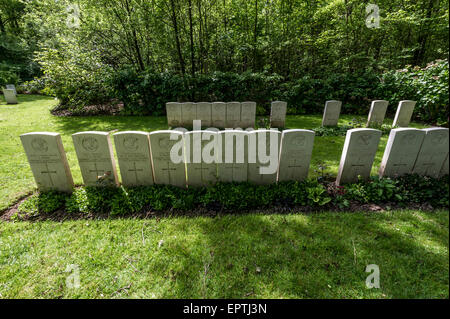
[[21, 127, 448, 192], [322, 100, 417, 127], [166, 101, 287, 128], [2, 84, 18, 104]]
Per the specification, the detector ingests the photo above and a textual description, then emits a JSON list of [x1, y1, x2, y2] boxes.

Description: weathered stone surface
[[278, 129, 315, 182], [248, 129, 281, 184], [196, 102, 212, 127], [185, 131, 218, 187], [72, 131, 119, 187], [181, 102, 197, 128], [6, 84, 16, 95], [379, 128, 425, 177], [393, 100, 416, 127], [166, 102, 182, 127], [113, 131, 154, 186], [367, 100, 388, 127], [226, 102, 241, 128], [149, 130, 186, 187], [217, 130, 248, 182], [336, 128, 382, 185], [322, 100, 342, 126], [20, 132, 74, 192], [270, 101, 287, 128], [2, 89, 17, 104], [240, 101, 256, 128], [211, 102, 226, 128], [440, 154, 449, 177], [412, 127, 449, 178]]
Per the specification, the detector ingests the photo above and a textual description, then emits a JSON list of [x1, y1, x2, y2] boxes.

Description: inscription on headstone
[[336, 128, 381, 185], [20, 132, 74, 192], [322, 100, 342, 126], [392, 100, 416, 127], [226, 102, 241, 128], [185, 131, 218, 187], [113, 131, 154, 186], [278, 129, 315, 182], [240, 101, 256, 128], [149, 130, 186, 188], [367, 100, 388, 127], [248, 130, 281, 184], [166, 102, 182, 127], [217, 130, 248, 182], [270, 101, 287, 128], [412, 127, 449, 178], [181, 102, 197, 128], [196, 102, 212, 127], [212, 102, 226, 128], [379, 128, 425, 177], [72, 131, 119, 187]]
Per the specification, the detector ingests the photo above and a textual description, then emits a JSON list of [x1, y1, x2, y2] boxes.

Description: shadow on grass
[[164, 210, 448, 298]]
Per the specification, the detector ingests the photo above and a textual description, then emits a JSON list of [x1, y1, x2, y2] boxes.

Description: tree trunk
[[169, 0, 186, 76]]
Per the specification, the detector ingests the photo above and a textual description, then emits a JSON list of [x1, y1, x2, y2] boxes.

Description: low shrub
[[14, 175, 449, 218]]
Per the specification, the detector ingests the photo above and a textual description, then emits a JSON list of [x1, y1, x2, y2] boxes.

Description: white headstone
[[226, 102, 241, 128], [240, 101, 256, 128], [379, 128, 425, 178], [392, 100, 416, 127], [6, 84, 16, 95], [2, 89, 17, 104], [166, 102, 182, 127], [217, 130, 248, 182], [20, 132, 74, 192], [336, 128, 382, 185], [149, 130, 186, 187], [440, 154, 449, 177], [212, 102, 226, 128], [113, 131, 154, 186], [278, 129, 315, 182], [367, 100, 388, 127], [196, 102, 212, 127], [248, 129, 281, 184], [181, 102, 197, 128], [270, 101, 287, 128], [322, 100, 342, 126], [412, 128, 449, 178], [185, 131, 218, 187], [72, 131, 119, 187]]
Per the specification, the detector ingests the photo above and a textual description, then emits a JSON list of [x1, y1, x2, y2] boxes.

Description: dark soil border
[[0, 193, 438, 223]]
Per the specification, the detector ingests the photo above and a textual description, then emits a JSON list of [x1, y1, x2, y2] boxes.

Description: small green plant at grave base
[[13, 174, 447, 217], [17, 191, 67, 218], [257, 116, 270, 129]]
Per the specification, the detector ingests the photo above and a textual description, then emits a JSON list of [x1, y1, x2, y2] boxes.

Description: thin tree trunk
[[188, 0, 195, 76], [169, 0, 186, 76]]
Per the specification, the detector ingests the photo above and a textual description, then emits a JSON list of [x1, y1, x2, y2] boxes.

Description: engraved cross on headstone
[[40, 163, 57, 187], [162, 164, 177, 184], [288, 159, 303, 169], [128, 162, 143, 183], [89, 163, 105, 179]]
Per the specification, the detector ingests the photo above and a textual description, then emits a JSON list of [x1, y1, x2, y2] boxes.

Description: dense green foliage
[[1, 0, 449, 123], [16, 175, 449, 219]]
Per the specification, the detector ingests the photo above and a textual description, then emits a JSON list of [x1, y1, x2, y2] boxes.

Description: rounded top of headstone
[[113, 131, 149, 136], [72, 131, 109, 136]]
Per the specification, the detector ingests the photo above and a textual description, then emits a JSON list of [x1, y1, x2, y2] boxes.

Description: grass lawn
[[0, 95, 447, 299], [0, 210, 448, 298], [0, 94, 430, 211]]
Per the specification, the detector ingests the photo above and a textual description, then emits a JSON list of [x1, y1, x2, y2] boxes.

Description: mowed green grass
[[0, 95, 448, 299], [0, 210, 448, 298], [0, 95, 429, 210]]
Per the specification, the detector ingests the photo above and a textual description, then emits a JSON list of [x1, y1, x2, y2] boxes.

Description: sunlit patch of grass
[[0, 210, 447, 298]]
